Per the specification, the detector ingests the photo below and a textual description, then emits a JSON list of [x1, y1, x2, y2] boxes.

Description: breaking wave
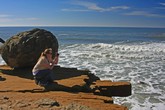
[[58, 42, 165, 110]]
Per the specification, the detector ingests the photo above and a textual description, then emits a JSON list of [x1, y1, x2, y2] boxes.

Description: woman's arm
[[40, 57, 53, 69], [51, 53, 59, 69]]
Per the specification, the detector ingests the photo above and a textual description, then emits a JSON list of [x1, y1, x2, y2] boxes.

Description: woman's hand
[[49, 54, 59, 69], [53, 56, 59, 65]]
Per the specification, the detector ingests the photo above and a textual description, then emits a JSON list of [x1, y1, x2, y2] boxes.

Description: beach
[[0, 65, 131, 110], [0, 27, 165, 110]]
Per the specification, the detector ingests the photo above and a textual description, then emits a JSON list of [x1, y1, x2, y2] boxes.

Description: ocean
[[0, 27, 165, 110]]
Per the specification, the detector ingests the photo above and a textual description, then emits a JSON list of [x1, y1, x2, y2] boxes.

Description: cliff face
[[0, 65, 131, 110]]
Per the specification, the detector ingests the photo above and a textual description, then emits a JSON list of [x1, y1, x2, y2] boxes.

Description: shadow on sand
[[0, 65, 91, 80], [0, 65, 93, 93]]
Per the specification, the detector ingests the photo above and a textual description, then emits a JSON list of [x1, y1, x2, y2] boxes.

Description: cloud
[[17, 17, 39, 21], [26, 18, 39, 20], [124, 11, 165, 18], [73, 1, 104, 12], [160, 2, 165, 6], [0, 18, 12, 22], [107, 6, 129, 11], [0, 14, 39, 23], [156, 2, 165, 9], [63, 1, 129, 12], [0, 14, 12, 22], [61, 9, 89, 12], [0, 14, 11, 18]]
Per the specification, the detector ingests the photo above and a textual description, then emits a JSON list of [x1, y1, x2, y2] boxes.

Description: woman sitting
[[32, 48, 59, 88]]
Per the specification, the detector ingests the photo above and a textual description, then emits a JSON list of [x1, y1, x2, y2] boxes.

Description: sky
[[0, 0, 165, 27]]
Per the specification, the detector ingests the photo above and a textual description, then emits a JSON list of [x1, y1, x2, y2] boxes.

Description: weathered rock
[[56, 75, 90, 92], [0, 38, 5, 43], [35, 98, 60, 107], [0, 65, 131, 110], [1, 28, 58, 68], [92, 80, 132, 97]]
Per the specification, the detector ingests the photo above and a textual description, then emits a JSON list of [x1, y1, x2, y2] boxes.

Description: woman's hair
[[40, 48, 52, 57]]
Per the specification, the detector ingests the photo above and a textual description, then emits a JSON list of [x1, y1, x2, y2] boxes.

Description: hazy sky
[[0, 0, 165, 27]]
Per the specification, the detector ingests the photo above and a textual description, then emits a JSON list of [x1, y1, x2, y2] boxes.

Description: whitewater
[[57, 42, 165, 110]]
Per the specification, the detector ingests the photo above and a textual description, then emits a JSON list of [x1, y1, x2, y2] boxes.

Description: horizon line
[[0, 25, 165, 28]]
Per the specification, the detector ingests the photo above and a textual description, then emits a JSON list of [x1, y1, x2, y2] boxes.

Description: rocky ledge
[[0, 65, 131, 110]]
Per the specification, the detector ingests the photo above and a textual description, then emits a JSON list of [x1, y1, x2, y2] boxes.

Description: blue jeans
[[33, 69, 53, 87]]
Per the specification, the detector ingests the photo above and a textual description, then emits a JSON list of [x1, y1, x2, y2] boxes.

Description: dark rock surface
[[0, 28, 58, 68], [0, 38, 5, 43]]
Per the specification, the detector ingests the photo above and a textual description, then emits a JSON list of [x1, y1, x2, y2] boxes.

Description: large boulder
[[1, 28, 58, 68]]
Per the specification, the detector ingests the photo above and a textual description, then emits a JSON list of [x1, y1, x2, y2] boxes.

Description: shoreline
[[0, 65, 131, 110]]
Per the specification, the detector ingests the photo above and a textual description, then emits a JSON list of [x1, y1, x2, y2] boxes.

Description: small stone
[[35, 98, 60, 107], [3, 96, 9, 100]]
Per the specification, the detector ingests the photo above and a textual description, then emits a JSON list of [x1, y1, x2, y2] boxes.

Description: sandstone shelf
[[0, 65, 131, 110]]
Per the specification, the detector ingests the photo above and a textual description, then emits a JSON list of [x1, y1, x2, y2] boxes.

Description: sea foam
[[58, 42, 165, 110]]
